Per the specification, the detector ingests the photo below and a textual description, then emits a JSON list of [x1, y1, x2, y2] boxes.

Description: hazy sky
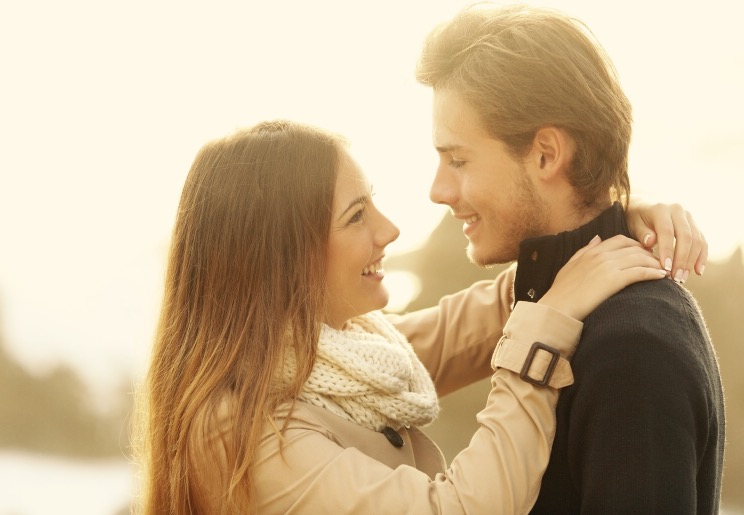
[[1, 0, 742, 402]]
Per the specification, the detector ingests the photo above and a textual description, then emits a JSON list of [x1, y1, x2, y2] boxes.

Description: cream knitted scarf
[[283, 310, 440, 432]]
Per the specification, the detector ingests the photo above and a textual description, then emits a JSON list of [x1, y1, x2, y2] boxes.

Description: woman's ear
[[530, 127, 574, 180]]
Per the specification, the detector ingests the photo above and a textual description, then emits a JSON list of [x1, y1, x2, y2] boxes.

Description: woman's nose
[[376, 211, 400, 247]]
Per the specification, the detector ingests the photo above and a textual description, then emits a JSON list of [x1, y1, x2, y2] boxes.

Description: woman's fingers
[[640, 203, 708, 282], [681, 210, 707, 277], [566, 234, 602, 263], [540, 235, 666, 321]]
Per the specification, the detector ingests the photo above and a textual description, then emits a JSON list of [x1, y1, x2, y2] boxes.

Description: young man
[[415, 4, 725, 513]]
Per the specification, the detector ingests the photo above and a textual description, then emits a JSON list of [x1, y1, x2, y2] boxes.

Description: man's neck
[[545, 198, 614, 236], [513, 203, 629, 305]]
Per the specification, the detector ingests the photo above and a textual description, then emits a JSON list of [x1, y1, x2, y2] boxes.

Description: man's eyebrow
[[337, 195, 367, 221]]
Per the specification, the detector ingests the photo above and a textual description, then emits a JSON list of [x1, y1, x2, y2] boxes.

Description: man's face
[[429, 88, 549, 265]]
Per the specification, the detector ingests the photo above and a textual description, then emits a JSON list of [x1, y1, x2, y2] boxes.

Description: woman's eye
[[450, 159, 466, 169], [349, 209, 365, 224]]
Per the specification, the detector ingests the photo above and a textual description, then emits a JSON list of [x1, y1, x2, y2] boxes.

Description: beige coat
[[194, 267, 582, 514]]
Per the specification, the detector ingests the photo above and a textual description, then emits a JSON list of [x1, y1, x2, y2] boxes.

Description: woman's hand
[[539, 235, 667, 321], [625, 196, 707, 283]]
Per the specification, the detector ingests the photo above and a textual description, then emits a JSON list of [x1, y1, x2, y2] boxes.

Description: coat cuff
[[491, 302, 582, 389]]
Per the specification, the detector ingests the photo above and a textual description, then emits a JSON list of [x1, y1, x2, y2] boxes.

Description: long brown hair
[[134, 120, 343, 513], [416, 4, 632, 211]]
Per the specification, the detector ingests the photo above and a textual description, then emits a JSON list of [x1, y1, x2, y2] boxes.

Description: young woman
[[134, 120, 705, 514]]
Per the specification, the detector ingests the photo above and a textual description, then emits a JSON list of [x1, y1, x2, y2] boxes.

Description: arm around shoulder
[[389, 265, 516, 395], [244, 303, 583, 514]]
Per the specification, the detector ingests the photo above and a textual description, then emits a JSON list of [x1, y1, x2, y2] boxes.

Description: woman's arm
[[388, 266, 515, 396], [249, 301, 580, 515]]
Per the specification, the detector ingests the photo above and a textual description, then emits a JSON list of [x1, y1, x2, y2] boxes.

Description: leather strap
[[492, 336, 574, 389]]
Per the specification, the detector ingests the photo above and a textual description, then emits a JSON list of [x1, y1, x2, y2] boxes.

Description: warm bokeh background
[[1, 0, 742, 513]]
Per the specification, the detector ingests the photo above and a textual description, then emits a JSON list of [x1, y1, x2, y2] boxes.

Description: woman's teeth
[[363, 261, 383, 275], [466, 215, 480, 225]]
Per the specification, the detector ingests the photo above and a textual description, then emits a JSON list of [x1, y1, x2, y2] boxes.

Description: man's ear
[[530, 127, 574, 180]]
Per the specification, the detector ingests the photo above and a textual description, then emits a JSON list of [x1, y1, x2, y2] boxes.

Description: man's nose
[[429, 165, 458, 206]]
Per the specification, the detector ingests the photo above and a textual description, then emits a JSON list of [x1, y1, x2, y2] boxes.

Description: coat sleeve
[[248, 302, 582, 514], [387, 265, 516, 396]]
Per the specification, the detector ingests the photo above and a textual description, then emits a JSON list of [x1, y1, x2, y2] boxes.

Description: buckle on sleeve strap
[[519, 342, 560, 387]]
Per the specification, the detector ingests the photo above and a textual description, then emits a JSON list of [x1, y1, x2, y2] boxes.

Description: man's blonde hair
[[416, 3, 632, 209]]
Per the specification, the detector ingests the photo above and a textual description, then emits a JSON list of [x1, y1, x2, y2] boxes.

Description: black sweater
[[519, 204, 725, 514]]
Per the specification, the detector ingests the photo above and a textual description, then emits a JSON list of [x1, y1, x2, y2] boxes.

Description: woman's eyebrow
[[435, 144, 464, 154], [337, 195, 367, 221]]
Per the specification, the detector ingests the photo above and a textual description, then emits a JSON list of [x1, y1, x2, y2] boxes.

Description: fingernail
[[674, 269, 684, 283], [664, 258, 672, 271], [643, 233, 651, 246], [699, 265, 705, 276], [590, 234, 600, 244], [682, 270, 690, 283]]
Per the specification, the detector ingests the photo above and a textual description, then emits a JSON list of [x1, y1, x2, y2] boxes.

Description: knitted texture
[[283, 311, 440, 432]]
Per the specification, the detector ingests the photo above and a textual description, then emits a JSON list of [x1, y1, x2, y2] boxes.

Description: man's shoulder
[[563, 279, 722, 411], [575, 279, 711, 365], [587, 278, 704, 334]]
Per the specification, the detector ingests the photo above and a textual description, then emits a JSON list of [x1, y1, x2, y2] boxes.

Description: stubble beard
[[465, 222, 523, 267], [466, 174, 549, 268]]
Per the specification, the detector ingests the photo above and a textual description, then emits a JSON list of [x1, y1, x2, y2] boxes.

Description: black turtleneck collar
[[513, 202, 630, 305]]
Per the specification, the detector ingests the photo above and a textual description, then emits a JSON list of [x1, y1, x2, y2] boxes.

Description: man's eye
[[450, 159, 466, 169]]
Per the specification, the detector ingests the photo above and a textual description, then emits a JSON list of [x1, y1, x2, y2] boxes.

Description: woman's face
[[324, 150, 400, 329]]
